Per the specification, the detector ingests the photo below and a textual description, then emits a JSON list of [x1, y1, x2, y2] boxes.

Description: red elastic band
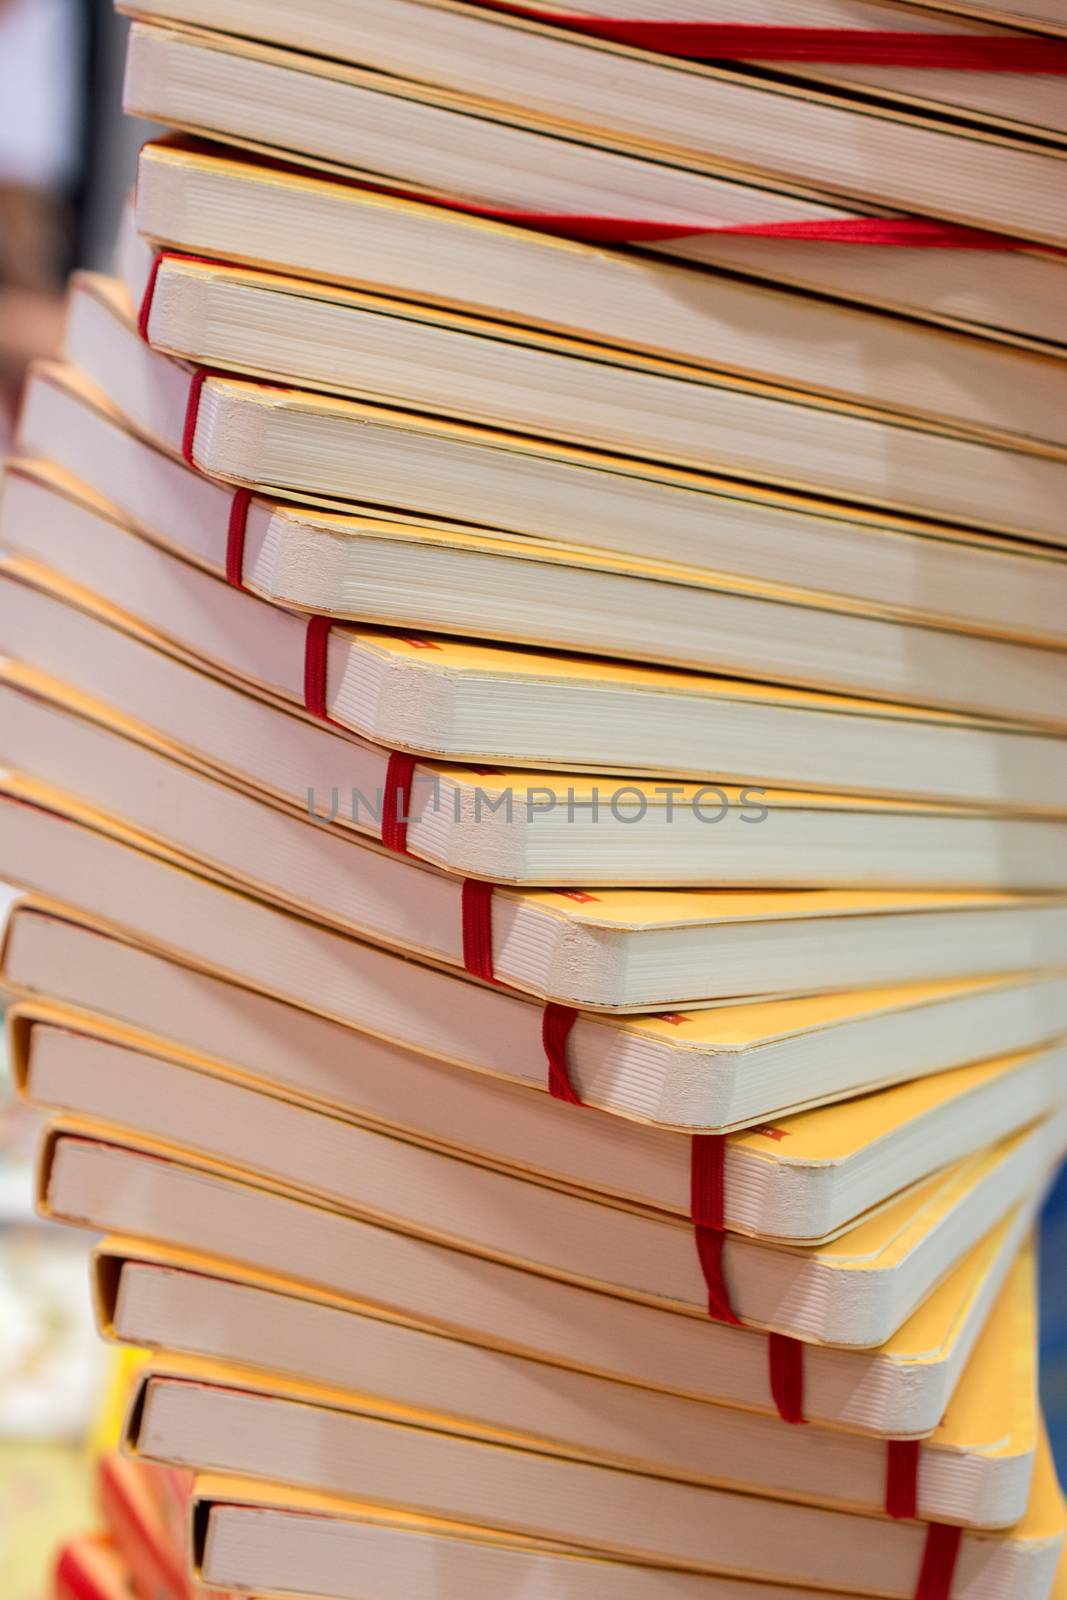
[[543, 1002, 582, 1103], [226, 488, 253, 588], [181, 368, 210, 468], [886, 1438, 921, 1520], [914, 1523, 962, 1600], [303, 615, 333, 722], [768, 1331, 805, 1424], [690, 1134, 727, 1230], [381, 750, 417, 854], [461, 879, 496, 981], [460, 3, 1067, 69], [693, 1224, 742, 1325]]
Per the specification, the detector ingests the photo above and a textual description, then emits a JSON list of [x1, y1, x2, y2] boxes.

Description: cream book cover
[[115, 89, 1067, 358], [129, 149, 1067, 547], [128, 129, 1067, 365], [127, 243, 1067, 508], [131, 255, 1067, 483], [10, 446, 1067, 817], [32, 282, 1067, 740], [2, 534, 1062, 822], [119, 0, 1067, 152], [92, 246, 1067, 556], [99, 1235, 1035, 1528]]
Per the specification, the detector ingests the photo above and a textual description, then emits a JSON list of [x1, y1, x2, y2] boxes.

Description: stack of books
[[3, 1, 1067, 1596]]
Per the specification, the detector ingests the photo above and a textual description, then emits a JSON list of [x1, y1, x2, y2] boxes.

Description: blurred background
[[0, 0, 150, 446], [1, 5, 154, 1594], [1, 3, 1066, 1596]]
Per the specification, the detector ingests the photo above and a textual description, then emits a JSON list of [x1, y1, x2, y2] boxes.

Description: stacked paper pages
[[3, 1, 1067, 1597]]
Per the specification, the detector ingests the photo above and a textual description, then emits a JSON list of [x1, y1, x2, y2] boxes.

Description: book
[[7, 895, 1067, 1135], [36, 1109, 1065, 1347], [126, 109, 1067, 354], [91, 1232, 1041, 1525], [122, 1353, 1066, 1594], [119, 136, 1067, 457], [127, 140, 1067, 480], [11, 996, 1067, 1241], [120, 14, 1067, 245], [7, 640, 1067, 893], [92, 1211, 1031, 1439], [187, 1444, 1067, 1600], [20, 346, 1067, 656], [15, 411, 1067, 749], [118, 0, 1067, 153], [67, 250, 1067, 549], [5, 772, 1067, 1012]]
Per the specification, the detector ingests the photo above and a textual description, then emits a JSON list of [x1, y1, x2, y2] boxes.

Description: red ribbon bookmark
[[460, 1, 1067, 69], [321, 179, 1045, 251]]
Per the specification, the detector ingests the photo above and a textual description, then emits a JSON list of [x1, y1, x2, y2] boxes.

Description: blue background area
[[1041, 1168, 1067, 1471]]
